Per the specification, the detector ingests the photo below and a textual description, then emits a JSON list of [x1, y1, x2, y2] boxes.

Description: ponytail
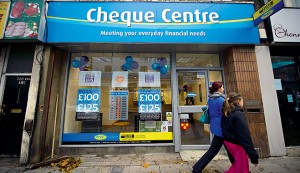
[[222, 92, 243, 117], [222, 98, 233, 116]]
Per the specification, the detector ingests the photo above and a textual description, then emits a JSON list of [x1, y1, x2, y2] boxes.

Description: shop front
[[26, 1, 264, 161], [0, 0, 45, 158], [61, 51, 224, 151], [267, 8, 300, 147]]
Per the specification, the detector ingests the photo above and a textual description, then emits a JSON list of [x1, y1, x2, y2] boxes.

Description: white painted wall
[[255, 46, 286, 156], [20, 45, 45, 164]]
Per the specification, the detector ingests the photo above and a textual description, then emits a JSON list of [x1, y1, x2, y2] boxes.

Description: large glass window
[[272, 56, 300, 146], [62, 53, 172, 144], [6, 44, 35, 73]]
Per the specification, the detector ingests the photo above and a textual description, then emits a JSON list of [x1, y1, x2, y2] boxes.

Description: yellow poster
[[0, 1, 10, 39], [120, 132, 173, 141]]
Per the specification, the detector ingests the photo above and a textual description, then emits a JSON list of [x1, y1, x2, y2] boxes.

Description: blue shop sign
[[46, 2, 259, 44]]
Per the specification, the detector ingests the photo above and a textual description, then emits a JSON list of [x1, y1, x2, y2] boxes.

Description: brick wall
[[222, 46, 270, 158]]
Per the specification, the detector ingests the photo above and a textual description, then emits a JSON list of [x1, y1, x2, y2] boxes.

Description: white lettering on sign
[[77, 104, 99, 112], [139, 104, 160, 113], [161, 9, 219, 23], [87, 7, 219, 27], [87, 7, 155, 27], [78, 93, 99, 101], [139, 94, 160, 102]]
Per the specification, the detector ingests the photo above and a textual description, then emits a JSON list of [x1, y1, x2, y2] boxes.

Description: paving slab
[[1, 152, 300, 173]]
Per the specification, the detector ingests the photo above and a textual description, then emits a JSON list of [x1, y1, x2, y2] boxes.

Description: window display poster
[[161, 121, 168, 132], [139, 121, 161, 132], [274, 79, 282, 90], [138, 112, 161, 121], [76, 88, 101, 120], [79, 71, 101, 86], [166, 112, 172, 126], [287, 94, 293, 103], [138, 89, 161, 114], [109, 90, 129, 120], [138, 72, 160, 87], [112, 71, 128, 88], [197, 72, 205, 78]]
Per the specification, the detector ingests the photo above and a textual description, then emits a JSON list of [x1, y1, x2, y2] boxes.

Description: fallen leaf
[[143, 162, 150, 168]]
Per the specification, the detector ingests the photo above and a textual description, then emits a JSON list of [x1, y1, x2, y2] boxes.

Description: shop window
[[62, 53, 172, 145], [176, 53, 220, 67], [271, 56, 300, 146], [209, 71, 223, 85], [6, 44, 35, 73]]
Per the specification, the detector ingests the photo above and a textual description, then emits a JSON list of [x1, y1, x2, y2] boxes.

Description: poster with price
[[109, 90, 129, 120], [76, 88, 101, 121], [138, 89, 161, 120]]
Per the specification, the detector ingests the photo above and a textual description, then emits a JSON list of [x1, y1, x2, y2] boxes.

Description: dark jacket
[[221, 106, 259, 164]]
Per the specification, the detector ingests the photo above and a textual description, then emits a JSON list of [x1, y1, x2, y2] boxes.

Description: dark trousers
[[192, 135, 234, 173]]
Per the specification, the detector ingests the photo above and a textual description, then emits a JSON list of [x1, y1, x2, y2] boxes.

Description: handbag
[[200, 107, 210, 124]]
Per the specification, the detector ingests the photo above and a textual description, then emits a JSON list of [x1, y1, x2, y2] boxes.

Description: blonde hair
[[222, 92, 243, 117]]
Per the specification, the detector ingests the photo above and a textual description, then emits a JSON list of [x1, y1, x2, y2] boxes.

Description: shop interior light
[[177, 57, 195, 63], [92, 57, 111, 62]]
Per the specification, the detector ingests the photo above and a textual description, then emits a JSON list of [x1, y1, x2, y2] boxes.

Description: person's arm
[[234, 114, 259, 164], [217, 97, 224, 114]]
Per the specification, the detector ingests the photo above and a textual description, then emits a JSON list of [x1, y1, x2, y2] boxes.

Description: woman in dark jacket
[[222, 92, 259, 173], [193, 82, 233, 173]]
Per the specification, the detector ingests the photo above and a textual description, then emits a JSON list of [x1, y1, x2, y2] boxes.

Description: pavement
[[0, 150, 300, 173]]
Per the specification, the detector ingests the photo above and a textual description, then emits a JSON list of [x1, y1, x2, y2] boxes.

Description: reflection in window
[[176, 53, 220, 67], [209, 71, 223, 85]]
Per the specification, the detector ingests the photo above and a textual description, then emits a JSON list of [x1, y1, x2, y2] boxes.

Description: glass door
[[177, 71, 210, 149]]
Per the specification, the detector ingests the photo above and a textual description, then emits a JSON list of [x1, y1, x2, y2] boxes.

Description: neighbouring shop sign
[[0, 1, 10, 39], [46, 2, 259, 44], [270, 8, 300, 43], [4, 0, 44, 40], [76, 88, 101, 121], [253, 0, 284, 26]]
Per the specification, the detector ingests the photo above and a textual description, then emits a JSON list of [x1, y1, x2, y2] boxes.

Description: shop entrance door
[[177, 71, 210, 149], [0, 75, 31, 156]]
